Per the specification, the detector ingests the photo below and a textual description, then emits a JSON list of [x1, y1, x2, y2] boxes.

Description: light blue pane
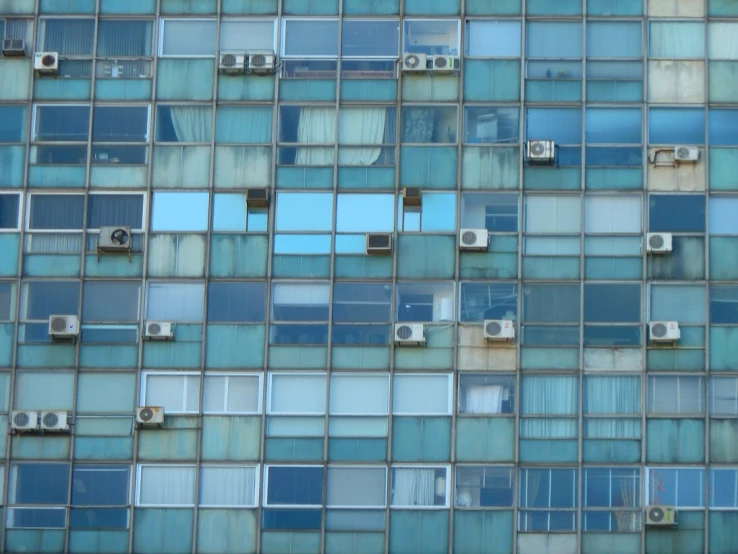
[[421, 193, 456, 231], [519, 439, 578, 462], [585, 108, 642, 144], [400, 147, 457, 188], [709, 197, 738, 234], [274, 235, 331, 254], [272, 256, 331, 278], [336, 194, 394, 232], [276, 193, 333, 231], [206, 325, 265, 368], [138, 426, 198, 460], [73, 437, 134, 460], [268, 346, 327, 369], [710, 148, 738, 190], [5, 530, 65, 554], [23, 255, 81, 277], [520, 347, 579, 370], [160, 0, 217, 13], [587, 21, 642, 57], [527, 0, 581, 14], [586, 168, 643, 190], [649, 22, 705, 58], [343, 0, 399, 13], [709, 62, 738, 103], [0, 59, 32, 100], [709, 327, 738, 371], [646, 419, 705, 463], [710, 420, 738, 463], [389, 511, 448, 554], [527, 21, 583, 58], [466, 21, 521, 57], [455, 418, 514, 462], [218, 75, 275, 101], [68, 530, 129, 554], [709, 512, 738, 554], [28, 166, 86, 188], [152, 146, 211, 189], [524, 167, 581, 190], [0, 0, 35, 13], [392, 417, 451, 462], [463, 60, 520, 102], [275, 167, 333, 189], [709, 109, 738, 146], [0, 235, 20, 276], [77, 373, 135, 412], [264, 438, 324, 461], [525, 80, 582, 103], [283, 0, 338, 14], [334, 256, 393, 279], [222, 0, 279, 13], [649, 108, 705, 145], [453, 511, 513, 554], [201, 416, 261, 461], [215, 107, 272, 144], [341, 80, 397, 102], [95, 79, 152, 100], [212, 194, 246, 231], [587, 0, 642, 15], [133, 509, 194, 554], [325, 532, 385, 554], [0, 146, 25, 188], [526, 108, 582, 144], [279, 80, 337, 102], [404, 0, 460, 15], [397, 235, 455, 278], [152, 192, 209, 231], [210, 235, 268, 277], [587, 80, 643, 102], [100, 0, 156, 12], [157, 59, 214, 101], [197, 510, 257, 554], [465, 0, 521, 14], [650, 285, 705, 323], [11, 436, 70, 459], [582, 440, 641, 463], [337, 167, 395, 190], [33, 78, 91, 101]]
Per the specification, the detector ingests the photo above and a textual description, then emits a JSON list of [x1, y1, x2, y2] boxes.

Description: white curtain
[[391, 469, 435, 507], [337, 108, 386, 166], [170, 107, 212, 143], [147, 234, 206, 278], [584, 376, 640, 415], [295, 108, 336, 165], [586, 418, 641, 439], [199, 466, 256, 506], [465, 385, 503, 414], [139, 466, 196, 506], [520, 418, 578, 438]]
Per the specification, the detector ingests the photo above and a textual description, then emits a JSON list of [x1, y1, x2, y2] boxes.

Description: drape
[[402, 108, 435, 143], [42, 19, 95, 56], [521, 376, 577, 414], [199, 466, 256, 506], [462, 147, 519, 190], [170, 107, 213, 143], [296, 108, 336, 165], [584, 376, 640, 414], [97, 20, 153, 57], [139, 466, 196, 506], [465, 385, 503, 414], [520, 418, 578, 438], [586, 418, 641, 439], [391, 469, 435, 506], [337, 108, 386, 165]]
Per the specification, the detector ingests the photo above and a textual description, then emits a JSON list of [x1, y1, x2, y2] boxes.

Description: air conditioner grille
[[42, 412, 59, 427], [50, 317, 68, 333], [649, 506, 665, 522], [251, 54, 267, 67], [405, 54, 421, 68], [110, 227, 129, 246], [148, 323, 161, 335], [139, 407, 155, 422], [485, 321, 502, 336], [649, 234, 664, 249], [461, 230, 478, 245], [676, 147, 690, 159], [13, 412, 30, 427], [531, 142, 545, 155], [41, 54, 56, 67], [221, 54, 237, 67], [651, 323, 668, 338], [396, 325, 413, 340], [435, 57, 448, 68]]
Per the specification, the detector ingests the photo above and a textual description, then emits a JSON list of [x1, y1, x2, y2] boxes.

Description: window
[[97, 20, 153, 57], [583, 376, 641, 415], [648, 376, 705, 415], [649, 22, 704, 59], [649, 194, 705, 233], [341, 20, 399, 58], [403, 20, 460, 56], [136, 465, 196, 506], [82, 281, 140, 322], [282, 19, 339, 58], [264, 465, 323, 507], [463, 107, 519, 144], [459, 283, 517, 323], [215, 106, 272, 145], [527, 22, 582, 58], [159, 19, 217, 56], [390, 466, 449, 508], [649, 108, 705, 145], [456, 466, 514, 508], [396, 282, 454, 323], [275, 193, 334, 232], [151, 192, 209, 232], [585, 108, 642, 144], [582, 467, 641, 532], [709, 23, 738, 60], [401, 106, 458, 144], [393, 374, 452, 415], [15, 371, 74, 411], [584, 195, 641, 234], [33, 105, 90, 142], [327, 467, 387, 508], [0, 106, 25, 143], [0, 194, 20, 230], [155, 106, 212, 143], [521, 376, 578, 416], [458, 374, 515, 415], [525, 195, 581, 234], [70, 465, 130, 530], [522, 284, 580, 323], [270, 283, 329, 345], [518, 468, 578, 531], [207, 282, 266, 323], [87, 193, 145, 230], [37, 18, 95, 56], [586, 22, 642, 58], [525, 108, 582, 145], [584, 284, 640, 323], [202, 374, 261, 414], [92, 106, 149, 143], [268, 373, 327, 415], [141, 372, 200, 414], [21, 281, 79, 320], [710, 286, 738, 324], [709, 377, 738, 415], [460, 193, 517, 232], [332, 283, 391, 345], [465, 21, 521, 57], [336, 194, 394, 233], [199, 466, 258, 507], [8, 463, 68, 529], [146, 282, 205, 322], [220, 19, 276, 51], [27, 194, 84, 231], [399, 192, 456, 232], [212, 194, 268, 233], [710, 469, 738, 508], [77, 373, 136, 413], [329, 374, 390, 415], [708, 110, 738, 146], [0, 282, 14, 321], [646, 467, 704, 508]]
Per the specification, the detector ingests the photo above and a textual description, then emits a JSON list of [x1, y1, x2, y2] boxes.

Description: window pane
[[23, 281, 79, 320], [155, 106, 213, 142], [332, 283, 391, 324], [403, 20, 459, 56], [152, 192, 209, 232], [97, 20, 153, 57], [29, 195, 84, 230], [456, 467, 514, 508], [584, 195, 641, 234], [466, 21, 521, 57], [710, 377, 738, 416], [0, 194, 20, 229], [650, 284, 705, 323], [266, 466, 323, 506], [9, 463, 70, 504], [583, 376, 641, 414], [336, 194, 394, 232], [202, 375, 260, 414], [526, 108, 582, 145], [329, 374, 389, 415], [519, 468, 577, 508], [272, 283, 329, 322], [283, 19, 339, 57], [396, 282, 454, 323], [87, 194, 144, 229], [646, 468, 704, 507], [709, 109, 738, 146], [161, 19, 216, 56], [711, 286, 738, 324], [15, 371, 75, 411], [393, 374, 450, 414], [207, 282, 266, 323], [459, 283, 517, 322], [138, 465, 196, 506], [649, 22, 704, 58], [587, 22, 642, 58], [269, 373, 326, 414], [199, 466, 256, 507], [144, 374, 200, 413], [463, 107, 519, 145], [527, 22, 583, 58], [71, 466, 129, 506], [460, 193, 518, 232], [649, 194, 705, 233], [92, 107, 148, 143], [709, 23, 738, 60], [220, 20, 275, 51], [585, 108, 642, 144], [649, 108, 705, 145], [583, 468, 640, 508], [525, 196, 581, 234], [523, 284, 580, 323], [39, 19, 95, 55], [648, 376, 705, 415], [276, 193, 333, 232], [0, 106, 25, 143], [0, 283, 14, 321], [584, 284, 640, 323], [342, 20, 399, 58], [34, 106, 91, 142], [401, 106, 457, 144], [82, 282, 140, 322], [458, 374, 515, 415], [146, 282, 205, 322], [710, 469, 738, 508], [391, 467, 448, 507], [327, 468, 386, 507]]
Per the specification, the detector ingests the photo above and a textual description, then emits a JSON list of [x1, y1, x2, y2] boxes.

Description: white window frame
[[402, 19, 461, 56], [91, 104, 151, 143], [266, 371, 327, 416], [326, 465, 388, 509], [87, 191, 148, 233], [280, 18, 340, 59], [31, 104, 91, 143], [198, 464, 260, 508], [392, 373, 454, 416], [219, 17, 278, 53], [202, 373, 263, 415], [262, 464, 324, 508], [158, 18, 217, 58], [389, 464, 451, 509], [0, 192, 23, 232], [328, 373, 390, 416], [135, 463, 197, 507], [140, 371, 200, 414], [645, 467, 705, 509]]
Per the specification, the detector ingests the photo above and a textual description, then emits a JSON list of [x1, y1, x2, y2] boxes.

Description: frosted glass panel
[[393, 374, 451, 414]]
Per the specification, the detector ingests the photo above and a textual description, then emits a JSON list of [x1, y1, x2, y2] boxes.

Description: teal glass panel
[[711, 237, 738, 280], [218, 75, 275, 101], [157, 60, 214, 101], [215, 106, 272, 144], [222, 0, 279, 13], [214, 146, 271, 188], [283, 0, 338, 13], [581, 534, 640, 554], [34, 78, 91, 100], [197, 510, 257, 554], [586, 168, 642, 190], [709, 0, 738, 15], [392, 417, 451, 462], [79, 345, 138, 369], [261, 532, 321, 554], [466, 0, 520, 13], [525, 80, 582, 102], [519, 440, 578, 462], [90, 166, 148, 189], [0, 235, 20, 275], [100, 0, 156, 13], [148, 235, 206, 278], [334, 256, 393, 279], [587, 0, 642, 15], [522, 257, 580, 279], [646, 419, 704, 463], [645, 511, 704, 554], [341, 80, 397, 102], [206, 325, 264, 369], [17, 345, 76, 368], [710, 327, 738, 371], [78, 373, 135, 412], [396, 235, 455, 278], [11, 436, 70, 459], [325, 532, 384, 554], [463, 60, 520, 102], [521, 347, 579, 370], [68, 530, 129, 554], [524, 167, 581, 190], [709, 512, 738, 554], [0, 59, 32, 100], [133, 509, 194, 554], [40, 0, 95, 10], [152, 146, 210, 189], [268, 346, 327, 369], [453, 511, 513, 554], [648, 237, 704, 280], [647, 349, 704, 372], [27, 166, 86, 188], [343, 0, 399, 14], [160, 0, 217, 13], [23, 255, 81, 277], [272, 255, 331, 278], [279, 80, 337, 102], [95, 79, 152, 101], [275, 167, 333, 189], [394, 327, 454, 370], [461, 147, 519, 190], [455, 418, 515, 462], [73, 437, 134, 460], [264, 438, 324, 461], [331, 346, 390, 370], [400, 147, 457, 189], [710, 149, 738, 191], [389, 511, 448, 554], [0, 0, 35, 12], [138, 425, 198, 461], [337, 167, 395, 190], [201, 416, 261, 461], [142, 341, 202, 369], [583, 439, 641, 463], [327, 438, 387, 461], [710, 420, 738, 462], [0, 146, 25, 187], [585, 257, 642, 280], [210, 235, 268, 277], [404, 0, 459, 14], [709, 62, 738, 103], [459, 238, 519, 279], [527, 0, 581, 13], [5, 530, 65, 554], [402, 75, 459, 102], [586, 81, 642, 102], [84, 253, 144, 278], [0, 324, 13, 367]]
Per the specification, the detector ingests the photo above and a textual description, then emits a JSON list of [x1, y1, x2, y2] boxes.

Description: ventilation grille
[[42, 412, 59, 427], [139, 407, 155, 422], [50, 316, 68, 333], [250, 54, 267, 67], [405, 54, 421, 68], [221, 54, 237, 67], [461, 230, 479, 245], [648, 234, 664, 250], [651, 323, 667, 338], [147, 322, 161, 335], [13, 412, 30, 427], [485, 321, 502, 336], [396, 325, 414, 340]]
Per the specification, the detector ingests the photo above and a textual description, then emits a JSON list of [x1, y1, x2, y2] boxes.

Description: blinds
[[97, 20, 153, 57], [202, 375, 260, 414], [145, 374, 200, 413], [199, 466, 257, 506], [39, 19, 95, 56]]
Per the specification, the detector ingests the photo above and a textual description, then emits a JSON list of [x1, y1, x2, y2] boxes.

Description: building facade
[[0, 0, 737, 553]]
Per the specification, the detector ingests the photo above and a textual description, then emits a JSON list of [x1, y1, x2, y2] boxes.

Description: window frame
[[402, 19, 461, 56], [140, 371, 200, 415], [392, 373, 453, 416], [645, 467, 705, 509], [262, 464, 324, 508], [37, 17, 95, 58], [340, 19, 400, 60], [198, 464, 260, 508], [202, 372, 263, 415], [328, 373, 391, 416], [647, 375, 705, 416], [86, 191, 147, 233], [134, 463, 197, 507], [71, 464, 132, 507], [157, 18, 217, 58], [91, 104, 151, 144]]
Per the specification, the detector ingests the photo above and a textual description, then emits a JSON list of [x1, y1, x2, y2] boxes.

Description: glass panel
[[161, 19, 217, 56], [283, 19, 339, 57]]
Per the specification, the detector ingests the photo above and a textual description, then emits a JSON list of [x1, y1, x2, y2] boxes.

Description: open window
[[403, 20, 460, 56]]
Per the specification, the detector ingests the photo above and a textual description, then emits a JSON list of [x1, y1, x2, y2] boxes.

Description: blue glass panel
[[709, 109, 738, 146], [526, 108, 582, 144], [649, 108, 705, 145], [133, 509, 193, 554], [585, 108, 642, 144], [649, 194, 705, 233]]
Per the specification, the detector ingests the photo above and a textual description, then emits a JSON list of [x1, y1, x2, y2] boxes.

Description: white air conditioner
[[649, 321, 680, 343], [459, 229, 488, 251], [219, 52, 246, 74], [394, 323, 426, 345], [246, 52, 276, 74], [40, 411, 69, 432], [144, 321, 173, 341], [484, 319, 515, 341], [137, 406, 164, 425], [34, 51, 58, 74], [674, 146, 699, 163], [431, 55, 455, 72], [2, 38, 26, 57], [11, 410, 38, 432], [402, 52, 427, 72], [646, 505, 676, 526], [646, 232, 673, 254], [526, 140, 555, 163], [98, 226, 131, 253], [49, 315, 79, 340]]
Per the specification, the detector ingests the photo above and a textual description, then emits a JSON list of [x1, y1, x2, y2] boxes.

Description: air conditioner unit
[[402, 187, 422, 207], [646, 232, 673, 254], [11, 410, 38, 432], [144, 321, 173, 341], [459, 229, 488, 251], [246, 187, 270, 208], [394, 323, 426, 345], [2, 38, 26, 57], [484, 319, 515, 341], [646, 505, 676, 526], [49, 315, 79, 340], [526, 140, 555, 163], [431, 55, 455, 72], [219, 52, 246, 74], [649, 321, 680, 343], [137, 406, 164, 426], [34, 51, 58, 75], [40, 411, 69, 432], [366, 233, 392, 255], [98, 226, 131, 253], [674, 146, 699, 163], [246, 52, 276, 74], [402, 52, 427, 72]]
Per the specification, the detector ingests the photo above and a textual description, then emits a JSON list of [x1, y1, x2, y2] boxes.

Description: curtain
[[139, 466, 196, 506], [87, 194, 143, 229], [97, 20, 153, 57], [42, 19, 95, 56], [521, 376, 577, 415], [586, 418, 641, 439], [520, 418, 578, 438], [337, 108, 386, 166], [465, 385, 503, 414], [584, 376, 640, 414], [199, 466, 256, 506], [145, 374, 200, 413], [29, 195, 84, 230], [148, 234, 206, 278], [462, 147, 519, 190], [296, 108, 336, 165], [402, 108, 435, 143], [391, 469, 435, 506], [170, 107, 213, 143]]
